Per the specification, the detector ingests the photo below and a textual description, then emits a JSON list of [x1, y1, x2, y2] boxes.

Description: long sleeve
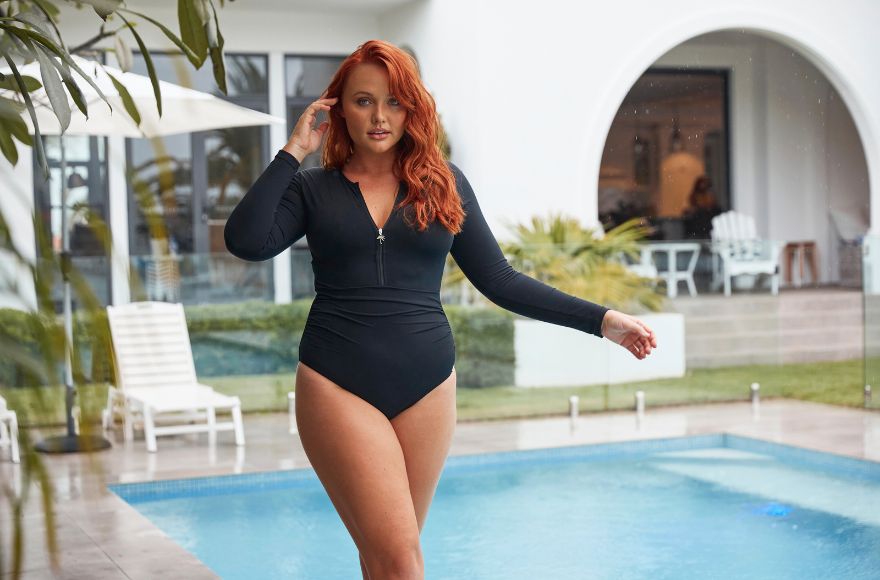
[[224, 149, 308, 261], [448, 162, 609, 338]]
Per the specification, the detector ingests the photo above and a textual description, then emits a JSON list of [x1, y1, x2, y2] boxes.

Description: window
[[126, 52, 272, 304]]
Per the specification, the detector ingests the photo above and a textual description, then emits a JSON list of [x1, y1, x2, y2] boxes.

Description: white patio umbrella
[[0, 54, 286, 454]]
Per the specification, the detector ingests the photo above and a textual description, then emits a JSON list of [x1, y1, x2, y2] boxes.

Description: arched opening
[[598, 30, 870, 292]]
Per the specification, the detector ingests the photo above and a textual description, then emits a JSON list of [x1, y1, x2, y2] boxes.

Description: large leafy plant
[[444, 213, 665, 313], [0, 2, 232, 577]]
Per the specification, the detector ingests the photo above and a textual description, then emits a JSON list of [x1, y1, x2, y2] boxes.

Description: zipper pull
[[376, 227, 385, 244]]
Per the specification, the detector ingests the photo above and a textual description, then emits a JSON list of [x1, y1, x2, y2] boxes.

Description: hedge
[[0, 300, 514, 391]]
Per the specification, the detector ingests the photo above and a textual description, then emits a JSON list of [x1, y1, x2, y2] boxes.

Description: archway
[[595, 29, 871, 288]]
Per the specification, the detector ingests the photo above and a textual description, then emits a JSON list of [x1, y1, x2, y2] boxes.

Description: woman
[[225, 39, 657, 580], [682, 175, 723, 239]]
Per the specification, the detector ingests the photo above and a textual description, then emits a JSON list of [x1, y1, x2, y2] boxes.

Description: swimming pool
[[110, 434, 880, 579]]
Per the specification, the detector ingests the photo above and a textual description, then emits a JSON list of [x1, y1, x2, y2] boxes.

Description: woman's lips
[[368, 131, 390, 140]]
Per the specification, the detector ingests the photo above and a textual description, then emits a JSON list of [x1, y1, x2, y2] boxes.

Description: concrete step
[[685, 329, 863, 356], [666, 288, 865, 367], [669, 289, 862, 317], [683, 310, 863, 334], [689, 346, 862, 368]]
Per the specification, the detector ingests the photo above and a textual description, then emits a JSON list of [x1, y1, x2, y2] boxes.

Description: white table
[[641, 241, 703, 298]]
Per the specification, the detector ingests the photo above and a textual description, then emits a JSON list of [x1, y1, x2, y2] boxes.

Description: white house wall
[[0, 146, 37, 310], [379, 0, 880, 256]]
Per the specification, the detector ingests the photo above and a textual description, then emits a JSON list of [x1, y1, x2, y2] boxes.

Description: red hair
[[321, 39, 465, 234]]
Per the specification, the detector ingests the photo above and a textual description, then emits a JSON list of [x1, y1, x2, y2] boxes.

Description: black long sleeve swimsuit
[[224, 149, 610, 420]]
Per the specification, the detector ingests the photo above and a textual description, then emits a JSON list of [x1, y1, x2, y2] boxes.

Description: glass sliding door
[[127, 52, 272, 304]]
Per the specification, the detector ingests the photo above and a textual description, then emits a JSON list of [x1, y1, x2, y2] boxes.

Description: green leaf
[[0, 97, 25, 120], [25, 36, 70, 133], [114, 32, 133, 72], [178, 0, 209, 68], [60, 76, 87, 118], [1, 55, 48, 179], [0, 74, 42, 92], [104, 68, 141, 127], [0, 120, 20, 165], [207, 0, 227, 94], [13, 10, 62, 48], [117, 7, 202, 68], [31, 42, 89, 118], [6, 115, 34, 146], [0, 24, 113, 115], [31, 0, 62, 22], [117, 15, 162, 118]]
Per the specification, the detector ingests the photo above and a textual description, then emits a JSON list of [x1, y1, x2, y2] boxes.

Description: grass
[[2, 358, 873, 427]]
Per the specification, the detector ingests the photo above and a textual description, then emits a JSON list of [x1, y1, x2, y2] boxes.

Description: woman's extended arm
[[224, 149, 308, 261], [448, 162, 610, 338]]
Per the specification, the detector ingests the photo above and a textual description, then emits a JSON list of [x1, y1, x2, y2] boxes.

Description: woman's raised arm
[[224, 95, 336, 261], [223, 149, 308, 261]]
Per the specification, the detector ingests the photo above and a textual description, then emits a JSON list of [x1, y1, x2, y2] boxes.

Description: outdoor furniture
[[622, 246, 660, 281], [0, 395, 20, 463], [643, 241, 702, 298], [104, 301, 245, 452], [710, 211, 782, 296], [783, 241, 819, 287]]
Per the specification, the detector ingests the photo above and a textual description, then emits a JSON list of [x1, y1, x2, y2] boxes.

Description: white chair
[[0, 395, 20, 463], [622, 246, 660, 280], [710, 211, 782, 296], [103, 301, 245, 453]]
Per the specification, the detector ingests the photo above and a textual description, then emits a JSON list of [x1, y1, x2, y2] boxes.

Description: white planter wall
[[514, 313, 685, 388]]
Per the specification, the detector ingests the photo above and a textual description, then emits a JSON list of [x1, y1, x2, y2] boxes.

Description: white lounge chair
[[710, 211, 782, 296], [104, 301, 245, 453], [0, 395, 20, 463]]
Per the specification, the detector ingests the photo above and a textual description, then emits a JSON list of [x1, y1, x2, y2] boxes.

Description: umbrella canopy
[[0, 54, 285, 137]]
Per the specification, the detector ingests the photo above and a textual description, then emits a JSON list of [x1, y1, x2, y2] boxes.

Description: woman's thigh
[[294, 361, 421, 558], [390, 367, 457, 533]]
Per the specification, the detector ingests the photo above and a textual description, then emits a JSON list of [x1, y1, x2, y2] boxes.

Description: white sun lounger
[[104, 301, 245, 452], [0, 395, 20, 463]]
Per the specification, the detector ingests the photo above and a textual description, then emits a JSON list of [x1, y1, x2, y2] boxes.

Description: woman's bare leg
[[389, 368, 457, 534], [295, 362, 424, 579]]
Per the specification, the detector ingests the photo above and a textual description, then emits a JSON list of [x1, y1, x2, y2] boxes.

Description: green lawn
[[3, 358, 873, 427]]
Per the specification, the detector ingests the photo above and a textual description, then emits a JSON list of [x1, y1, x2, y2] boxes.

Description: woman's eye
[[389, 99, 400, 106], [356, 97, 370, 105]]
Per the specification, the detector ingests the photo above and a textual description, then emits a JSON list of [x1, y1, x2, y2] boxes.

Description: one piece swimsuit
[[224, 149, 610, 420]]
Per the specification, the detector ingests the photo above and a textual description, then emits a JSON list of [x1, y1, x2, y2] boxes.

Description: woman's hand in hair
[[600, 310, 658, 360], [283, 94, 338, 163]]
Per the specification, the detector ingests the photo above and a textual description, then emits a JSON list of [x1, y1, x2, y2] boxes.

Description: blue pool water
[[110, 434, 880, 579]]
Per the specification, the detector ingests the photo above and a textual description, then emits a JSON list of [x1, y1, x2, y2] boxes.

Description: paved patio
[[1, 399, 878, 579]]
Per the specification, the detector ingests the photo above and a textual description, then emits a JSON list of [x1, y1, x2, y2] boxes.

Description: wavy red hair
[[321, 39, 465, 234]]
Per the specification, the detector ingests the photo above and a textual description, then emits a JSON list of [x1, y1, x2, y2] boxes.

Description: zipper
[[346, 175, 399, 287], [376, 227, 386, 285]]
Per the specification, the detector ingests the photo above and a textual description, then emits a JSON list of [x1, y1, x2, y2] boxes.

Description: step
[[689, 345, 862, 368], [684, 310, 863, 335]]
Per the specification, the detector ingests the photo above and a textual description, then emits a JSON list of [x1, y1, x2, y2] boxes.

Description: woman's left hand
[[600, 310, 658, 360]]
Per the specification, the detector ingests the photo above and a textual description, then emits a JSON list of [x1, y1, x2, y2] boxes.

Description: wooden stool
[[783, 241, 818, 287]]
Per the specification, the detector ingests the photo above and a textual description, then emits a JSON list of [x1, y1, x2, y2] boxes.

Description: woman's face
[[338, 62, 407, 158]]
